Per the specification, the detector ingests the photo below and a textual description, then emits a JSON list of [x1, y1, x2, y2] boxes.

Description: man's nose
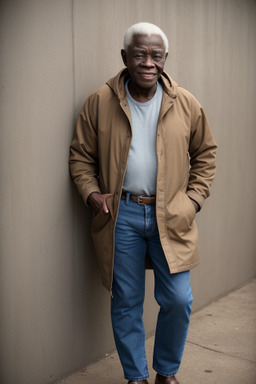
[[142, 55, 154, 66]]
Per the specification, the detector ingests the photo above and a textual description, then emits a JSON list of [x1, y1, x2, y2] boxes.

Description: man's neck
[[128, 81, 157, 102]]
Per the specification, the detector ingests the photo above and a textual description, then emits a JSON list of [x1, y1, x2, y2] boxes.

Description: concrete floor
[[55, 279, 256, 384]]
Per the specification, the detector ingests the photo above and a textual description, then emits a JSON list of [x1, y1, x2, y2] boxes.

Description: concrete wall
[[0, 1, 255, 383]]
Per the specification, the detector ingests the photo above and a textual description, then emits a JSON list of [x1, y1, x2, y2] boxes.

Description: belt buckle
[[138, 195, 146, 205]]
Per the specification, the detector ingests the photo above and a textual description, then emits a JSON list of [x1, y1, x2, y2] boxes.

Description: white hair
[[123, 22, 169, 53]]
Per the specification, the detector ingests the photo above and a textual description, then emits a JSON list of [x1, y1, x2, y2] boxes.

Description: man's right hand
[[87, 192, 114, 215]]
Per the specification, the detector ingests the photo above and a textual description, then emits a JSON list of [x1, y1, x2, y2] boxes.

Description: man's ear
[[121, 49, 127, 66], [165, 52, 168, 61]]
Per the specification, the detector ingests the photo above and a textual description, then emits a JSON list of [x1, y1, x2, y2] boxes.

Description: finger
[[103, 199, 109, 213], [103, 193, 114, 213]]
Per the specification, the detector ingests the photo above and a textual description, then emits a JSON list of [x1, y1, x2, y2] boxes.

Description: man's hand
[[87, 192, 114, 215]]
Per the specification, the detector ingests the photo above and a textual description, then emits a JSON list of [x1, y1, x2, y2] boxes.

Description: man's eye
[[154, 55, 162, 60]]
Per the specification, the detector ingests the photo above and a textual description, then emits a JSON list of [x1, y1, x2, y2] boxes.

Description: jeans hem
[[153, 365, 178, 377], [125, 375, 149, 381]]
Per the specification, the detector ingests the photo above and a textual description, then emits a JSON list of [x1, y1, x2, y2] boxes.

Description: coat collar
[[106, 68, 178, 101]]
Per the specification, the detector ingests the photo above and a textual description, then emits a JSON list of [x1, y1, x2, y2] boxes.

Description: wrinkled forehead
[[128, 33, 165, 51]]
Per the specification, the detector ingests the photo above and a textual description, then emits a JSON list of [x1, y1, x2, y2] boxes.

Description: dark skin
[[88, 34, 198, 213], [121, 33, 168, 102]]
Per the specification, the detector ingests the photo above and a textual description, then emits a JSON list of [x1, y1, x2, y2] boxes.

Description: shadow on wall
[[70, 182, 114, 363]]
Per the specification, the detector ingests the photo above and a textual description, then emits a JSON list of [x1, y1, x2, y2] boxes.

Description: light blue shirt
[[123, 80, 163, 196]]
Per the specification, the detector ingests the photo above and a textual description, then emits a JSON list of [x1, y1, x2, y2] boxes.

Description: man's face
[[121, 33, 167, 91]]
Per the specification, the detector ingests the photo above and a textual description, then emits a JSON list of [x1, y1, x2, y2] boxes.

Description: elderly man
[[69, 22, 217, 384]]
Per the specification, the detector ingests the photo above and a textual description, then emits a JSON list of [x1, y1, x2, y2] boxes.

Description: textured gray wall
[[0, 1, 255, 383]]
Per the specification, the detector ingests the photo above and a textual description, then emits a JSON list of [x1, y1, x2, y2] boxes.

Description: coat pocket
[[90, 194, 114, 233], [166, 191, 196, 235]]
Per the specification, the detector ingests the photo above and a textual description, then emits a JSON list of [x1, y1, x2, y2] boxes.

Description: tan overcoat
[[69, 69, 217, 294]]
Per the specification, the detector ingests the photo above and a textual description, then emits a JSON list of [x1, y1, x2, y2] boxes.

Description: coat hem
[[168, 260, 200, 274]]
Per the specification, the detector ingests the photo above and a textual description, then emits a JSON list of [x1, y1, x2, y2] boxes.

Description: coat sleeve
[[69, 94, 101, 205], [186, 99, 217, 210]]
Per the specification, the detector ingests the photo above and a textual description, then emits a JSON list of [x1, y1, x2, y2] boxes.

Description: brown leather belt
[[121, 192, 156, 205]]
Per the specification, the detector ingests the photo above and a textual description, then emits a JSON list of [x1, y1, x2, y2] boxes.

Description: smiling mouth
[[139, 73, 156, 79]]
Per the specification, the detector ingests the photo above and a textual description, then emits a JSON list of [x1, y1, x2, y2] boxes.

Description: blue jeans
[[111, 197, 193, 381]]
